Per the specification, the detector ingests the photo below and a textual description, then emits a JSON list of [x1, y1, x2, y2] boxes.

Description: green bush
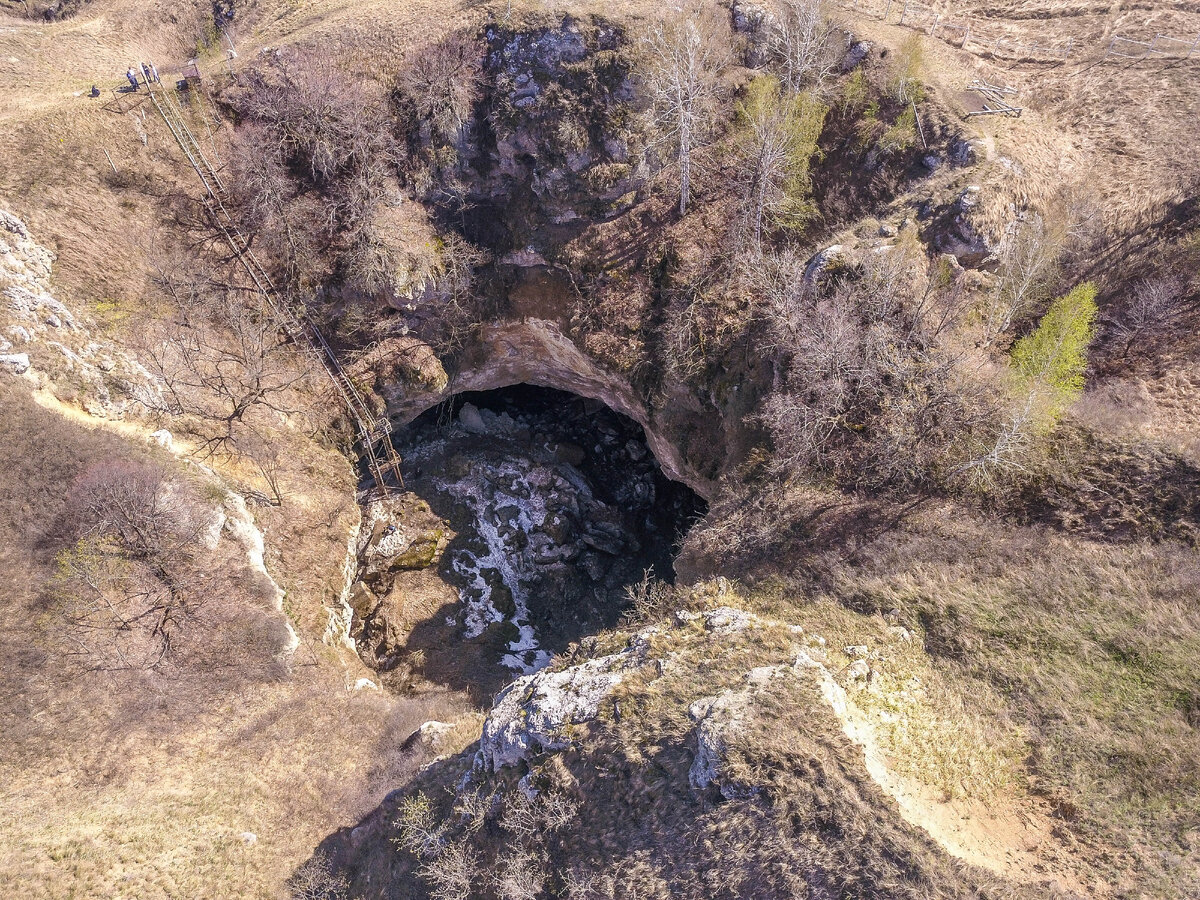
[[1010, 281, 1098, 427]]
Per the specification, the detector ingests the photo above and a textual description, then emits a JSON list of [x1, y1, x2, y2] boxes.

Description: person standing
[[126, 67, 140, 91], [149, 61, 160, 84]]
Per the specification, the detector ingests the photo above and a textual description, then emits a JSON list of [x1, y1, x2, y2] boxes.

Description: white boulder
[[0, 353, 30, 375]]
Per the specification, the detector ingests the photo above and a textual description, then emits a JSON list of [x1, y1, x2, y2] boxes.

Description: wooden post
[[929, 13, 939, 37], [899, 0, 909, 26], [102, 148, 118, 174], [963, 24, 971, 48], [884, 0, 893, 22], [1063, 38, 1073, 60], [1189, 34, 1200, 59], [912, 99, 927, 150]]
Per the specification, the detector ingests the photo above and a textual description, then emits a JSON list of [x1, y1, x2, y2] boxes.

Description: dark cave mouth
[[394, 384, 708, 673]]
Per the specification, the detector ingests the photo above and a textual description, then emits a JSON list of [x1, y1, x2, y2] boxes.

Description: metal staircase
[[148, 84, 403, 495]]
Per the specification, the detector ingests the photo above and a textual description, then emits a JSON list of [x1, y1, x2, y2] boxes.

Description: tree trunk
[[679, 119, 692, 216]]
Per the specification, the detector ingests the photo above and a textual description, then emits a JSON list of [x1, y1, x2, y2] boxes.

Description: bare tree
[[981, 214, 1063, 344], [1110, 274, 1189, 359], [395, 792, 448, 859], [754, 247, 985, 490], [734, 75, 826, 251], [641, 6, 731, 216], [52, 461, 209, 671], [981, 190, 1096, 345], [770, 0, 842, 92], [145, 290, 311, 457], [395, 31, 485, 146]]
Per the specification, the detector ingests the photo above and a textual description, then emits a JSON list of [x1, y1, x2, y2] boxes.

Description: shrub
[[1010, 281, 1098, 427], [394, 31, 485, 147], [289, 852, 350, 900], [887, 33, 925, 104]]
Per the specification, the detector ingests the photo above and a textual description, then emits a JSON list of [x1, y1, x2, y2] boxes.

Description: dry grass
[[783, 508, 1200, 897], [0, 376, 481, 899], [362, 588, 1047, 899]]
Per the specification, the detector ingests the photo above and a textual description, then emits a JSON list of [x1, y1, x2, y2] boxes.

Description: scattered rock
[[150, 429, 173, 450], [580, 519, 626, 555], [804, 245, 843, 284], [402, 720, 454, 752], [843, 40, 872, 71], [240, 832, 257, 846], [689, 666, 794, 800], [730, 1, 774, 67], [348, 582, 381, 619], [388, 536, 440, 571], [844, 645, 869, 658], [949, 139, 976, 167], [703, 606, 757, 635], [846, 659, 871, 682], [923, 155, 943, 172]]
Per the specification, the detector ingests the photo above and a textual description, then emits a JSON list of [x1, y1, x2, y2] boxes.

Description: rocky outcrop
[[476, 630, 656, 771], [345, 494, 450, 668], [0, 209, 161, 416], [473, 17, 646, 241]]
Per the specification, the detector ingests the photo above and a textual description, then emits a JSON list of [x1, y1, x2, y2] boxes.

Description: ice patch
[[432, 457, 566, 674]]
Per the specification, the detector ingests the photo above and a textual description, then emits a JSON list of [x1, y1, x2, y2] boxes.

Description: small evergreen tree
[[1011, 281, 1098, 427]]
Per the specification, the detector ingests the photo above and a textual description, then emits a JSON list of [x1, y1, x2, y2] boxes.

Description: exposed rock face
[[380, 318, 719, 498], [730, 1, 775, 67], [347, 494, 450, 668], [476, 631, 654, 771], [0, 353, 30, 375], [690, 665, 798, 800], [925, 185, 997, 265], [0, 209, 161, 414], [472, 17, 646, 245]]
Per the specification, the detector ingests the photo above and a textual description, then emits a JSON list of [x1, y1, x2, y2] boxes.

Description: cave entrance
[[394, 384, 707, 681]]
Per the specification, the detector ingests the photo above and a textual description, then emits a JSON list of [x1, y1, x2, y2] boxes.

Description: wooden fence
[[840, 0, 1198, 67]]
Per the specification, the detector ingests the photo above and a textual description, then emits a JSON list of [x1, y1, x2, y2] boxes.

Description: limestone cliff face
[[0, 209, 161, 416], [460, 16, 648, 252], [363, 17, 759, 495]]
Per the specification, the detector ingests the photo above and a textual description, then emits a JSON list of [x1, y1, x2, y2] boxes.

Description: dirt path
[[831, 683, 1094, 896]]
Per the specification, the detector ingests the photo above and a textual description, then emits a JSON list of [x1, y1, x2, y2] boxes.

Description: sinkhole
[[394, 384, 708, 679]]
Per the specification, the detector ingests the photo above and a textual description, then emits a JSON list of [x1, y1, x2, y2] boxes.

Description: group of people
[[125, 61, 160, 92]]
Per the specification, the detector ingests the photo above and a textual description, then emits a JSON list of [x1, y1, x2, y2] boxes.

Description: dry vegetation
[[2, 0, 1199, 897]]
